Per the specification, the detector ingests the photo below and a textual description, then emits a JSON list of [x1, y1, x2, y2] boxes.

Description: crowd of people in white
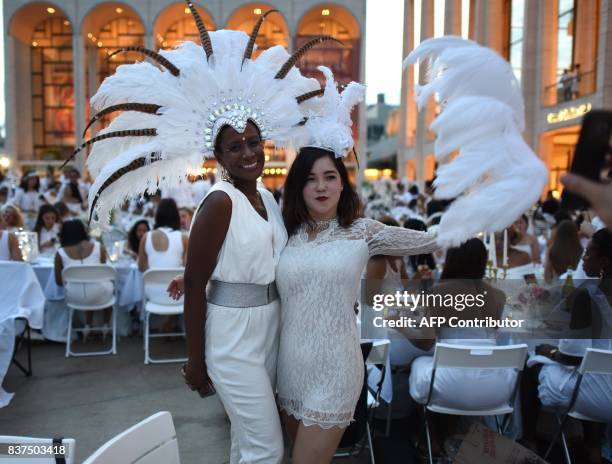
[[1, 162, 611, 462]]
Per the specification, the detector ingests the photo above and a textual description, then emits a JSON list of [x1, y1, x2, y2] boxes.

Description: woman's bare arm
[[54, 252, 63, 286], [137, 232, 148, 272], [8, 233, 23, 261], [183, 191, 231, 385]]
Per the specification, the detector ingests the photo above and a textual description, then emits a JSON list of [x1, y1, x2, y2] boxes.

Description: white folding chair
[[363, 339, 392, 436], [422, 343, 528, 464], [0, 435, 76, 463], [544, 348, 612, 464], [63, 264, 117, 358], [143, 268, 187, 364], [83, 411, 180, 464]]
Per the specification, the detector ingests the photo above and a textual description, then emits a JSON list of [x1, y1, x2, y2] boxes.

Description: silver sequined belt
[[207, 280, 279, 308]]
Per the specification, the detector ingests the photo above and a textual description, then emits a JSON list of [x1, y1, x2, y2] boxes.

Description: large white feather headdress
[[403, 36, 548, 247], [68, 3, 338, 225], [301, 66, 366, 158]]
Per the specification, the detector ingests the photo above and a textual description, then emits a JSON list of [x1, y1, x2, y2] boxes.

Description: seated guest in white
[[0, 213, 23, 261], [1, 204, 25, 232], [33, 204, 60, 253], [365, 216, 430, 366], [13, 173, 44, 229], [495, 227, 531, 269], [544, 219, 583, 283], [513, 214, 541, 263], [54, 220, 112, 340], [59, 182, 85, 216], [122, 219, 150, 260], [404, 239, 511, 457], [522, 229, 612, 462], [138, 199, 187, 332], [178, 207, 194, 233]]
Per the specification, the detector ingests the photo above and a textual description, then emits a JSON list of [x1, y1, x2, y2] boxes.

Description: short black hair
[[282, 147, 362, 236], [154, 198, 181, 230], [59, 219, 89, 247], [441, 238, 488, 279]]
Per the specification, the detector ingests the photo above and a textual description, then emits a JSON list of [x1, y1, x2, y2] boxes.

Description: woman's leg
[[520, 364, 543, 445], [582, 421, 605, 464], [292, 422, 345, 464], [281, 411, 300, 447]]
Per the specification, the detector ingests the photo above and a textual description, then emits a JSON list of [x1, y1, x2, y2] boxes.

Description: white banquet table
[[0, 260, 45, 408]]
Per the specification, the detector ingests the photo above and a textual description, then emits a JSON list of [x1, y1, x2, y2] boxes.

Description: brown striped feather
[[62, 129, 157, 168], [83, 103, 162, 137], [243, 9, 279, 64], [108, 47, 180, 76], [184, 1, 213, 60], [296, 88, 324, 104], [88, 153, 162, 224], [274, 36, 343, 80]]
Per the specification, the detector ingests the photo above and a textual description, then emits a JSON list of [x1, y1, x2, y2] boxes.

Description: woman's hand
[[181, 360, 215, 397], [167, 274, 185, 300]]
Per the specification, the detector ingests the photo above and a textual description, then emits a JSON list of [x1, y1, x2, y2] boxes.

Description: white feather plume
[[403, 36, 547, 247], [85, 29, 318, 225], [302, 66, 366, 158]]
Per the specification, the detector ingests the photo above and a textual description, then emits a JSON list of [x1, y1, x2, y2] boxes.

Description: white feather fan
[[403, 36, 547, 247]]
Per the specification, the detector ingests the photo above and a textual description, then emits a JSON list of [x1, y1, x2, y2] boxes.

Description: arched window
[[155, 3, 216, 50], [31, 16, 74, 160], [226, 3, 289, 57]]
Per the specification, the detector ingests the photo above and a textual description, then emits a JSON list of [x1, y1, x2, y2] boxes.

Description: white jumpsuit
[[202, 181, 287, 464]]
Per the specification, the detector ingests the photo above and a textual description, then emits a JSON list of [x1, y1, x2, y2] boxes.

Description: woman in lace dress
[[277, 147, 438, 462]]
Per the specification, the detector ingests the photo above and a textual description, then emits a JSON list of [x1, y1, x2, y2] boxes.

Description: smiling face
[[42, 211, 57, 230], [214, 121, 264, 182], [302, 156, 343, 221]]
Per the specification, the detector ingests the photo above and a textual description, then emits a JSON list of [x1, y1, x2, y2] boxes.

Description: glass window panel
[[31, 17, 74, 160]]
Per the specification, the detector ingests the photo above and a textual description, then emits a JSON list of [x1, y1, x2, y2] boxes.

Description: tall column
[[521, 0, 541, 150], [357, 11, 367, 187], [397, 0, 414, 179], [444, 0, 462, 35], [72, 33, 86, 173], [599, 0, 612, 108], [415, 0, 434, 189], [4, 36, 17, 165], [540, 0, 558, 106]]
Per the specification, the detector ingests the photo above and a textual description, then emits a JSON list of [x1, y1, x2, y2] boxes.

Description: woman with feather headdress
[[77, 2, 339, 461], [275, 66, 439, 462]]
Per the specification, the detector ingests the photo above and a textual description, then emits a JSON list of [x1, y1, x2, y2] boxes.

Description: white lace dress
[[276, 217, 438, 428]]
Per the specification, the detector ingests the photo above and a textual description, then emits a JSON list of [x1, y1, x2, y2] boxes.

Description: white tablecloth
[[0, 260, 45, 408]]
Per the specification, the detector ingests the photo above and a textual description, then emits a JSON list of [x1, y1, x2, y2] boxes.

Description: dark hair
[[59, 219, 90, 247], [154, 198, 181, 230], [54, 201, 69, 219], [67, 182, 83, 204], [378, 215, 399, 227], [282, 147, 362, 236], [441, 238, 488, 279], [592, 228, 612, 262], [408, 185, 419, 196], [34, 204, 59, 233], [549, 220, 583, 275], [128, 219, 150, 254], [404, 219, 436, 272], [20, 173, 40, 192]]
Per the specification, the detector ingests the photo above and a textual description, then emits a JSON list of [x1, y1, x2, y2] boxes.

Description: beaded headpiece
[[68, 1, 337, 225]]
